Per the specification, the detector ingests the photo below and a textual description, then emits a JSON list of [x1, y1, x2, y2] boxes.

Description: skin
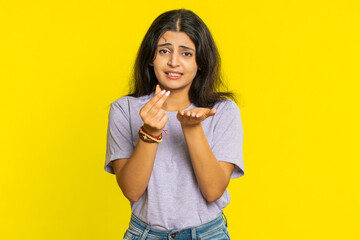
[[112, 31, 235, 203], [150, 30, 197, 112]]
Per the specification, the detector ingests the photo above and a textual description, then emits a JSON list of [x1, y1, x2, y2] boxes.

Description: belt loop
[[222, 211, 228, 228], [139, 225, 150, 240], [191, 227, 197, 240]]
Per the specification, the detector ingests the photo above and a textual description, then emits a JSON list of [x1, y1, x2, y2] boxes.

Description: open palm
[[177, 108, 217, 126]]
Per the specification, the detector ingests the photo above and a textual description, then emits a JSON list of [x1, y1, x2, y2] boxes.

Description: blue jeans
[[123, 212, 231, 240]]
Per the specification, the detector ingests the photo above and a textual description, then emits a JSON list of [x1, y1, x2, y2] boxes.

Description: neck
[[160, 88, 192, 112]]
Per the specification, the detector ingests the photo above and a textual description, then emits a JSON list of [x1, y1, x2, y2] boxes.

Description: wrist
[[181, 123, 202, 131], [139, 126, 163, 143], [142, 125, 163, 137]]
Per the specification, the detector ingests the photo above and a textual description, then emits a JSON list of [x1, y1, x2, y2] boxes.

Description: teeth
[[167, 72, 181, 76]]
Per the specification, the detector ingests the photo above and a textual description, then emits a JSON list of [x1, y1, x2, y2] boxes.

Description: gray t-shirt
[[104, 92, 245, 230]]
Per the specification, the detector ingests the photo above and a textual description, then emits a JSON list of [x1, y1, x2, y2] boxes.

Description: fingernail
[[160, 90, 165, 95], [165, 91, 170, 96]]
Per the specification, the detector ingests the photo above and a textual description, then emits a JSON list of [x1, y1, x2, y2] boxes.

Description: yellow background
[[1, 0, 359, 239]]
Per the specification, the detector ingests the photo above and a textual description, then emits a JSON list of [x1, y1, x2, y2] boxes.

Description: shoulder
[[111, 93, 154, 110], [109, 94, 153, 120], [208, 98, 242, 130], [210, 98, 241, 125], [212, 98, 240, 113]]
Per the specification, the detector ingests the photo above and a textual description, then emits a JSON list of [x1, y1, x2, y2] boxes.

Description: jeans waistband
[[128, 212, 227, 239]]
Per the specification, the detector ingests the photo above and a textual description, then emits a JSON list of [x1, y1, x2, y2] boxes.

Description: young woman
[[105, 9, 245, 240]]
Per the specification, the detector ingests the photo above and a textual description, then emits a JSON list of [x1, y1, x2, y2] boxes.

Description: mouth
[[165, 71, 183, 80], [165, 72, 183, 76]]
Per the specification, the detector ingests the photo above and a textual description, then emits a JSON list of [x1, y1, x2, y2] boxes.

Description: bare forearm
[[113, 86, 170, 202], [116, 138, 158, 201], [181, 124, 228, 202]]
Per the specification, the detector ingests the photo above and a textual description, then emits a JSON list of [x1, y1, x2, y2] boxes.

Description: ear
[[149, 62, 153, 66]]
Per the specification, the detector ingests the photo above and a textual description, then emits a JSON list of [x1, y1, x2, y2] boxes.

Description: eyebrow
[[158, 43, 195, 51]]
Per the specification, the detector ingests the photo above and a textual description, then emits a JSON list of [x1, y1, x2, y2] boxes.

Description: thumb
[[208, 108, 217, 116]]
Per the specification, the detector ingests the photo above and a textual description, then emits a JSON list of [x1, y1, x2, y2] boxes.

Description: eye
[[183, 52, 193, 57], [159, 49, 169, 54]]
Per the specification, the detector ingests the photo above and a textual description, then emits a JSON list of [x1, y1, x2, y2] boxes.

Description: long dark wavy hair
[[127, 9, 235, 108]]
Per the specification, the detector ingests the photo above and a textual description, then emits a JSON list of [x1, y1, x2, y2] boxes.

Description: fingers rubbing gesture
[[139, 84, 170, 136]]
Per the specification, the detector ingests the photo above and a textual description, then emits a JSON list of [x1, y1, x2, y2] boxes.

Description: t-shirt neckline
[[164, 103, 194, 114]]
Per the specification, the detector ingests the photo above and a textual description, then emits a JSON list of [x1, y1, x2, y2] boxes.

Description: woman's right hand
[[139, 84, 170, 136]]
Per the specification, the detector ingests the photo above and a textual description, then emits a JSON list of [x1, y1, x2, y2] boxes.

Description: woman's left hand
[[177, 108, 217, 126]]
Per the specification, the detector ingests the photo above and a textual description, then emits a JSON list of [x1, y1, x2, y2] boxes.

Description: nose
[[167, 51, 180, 67]]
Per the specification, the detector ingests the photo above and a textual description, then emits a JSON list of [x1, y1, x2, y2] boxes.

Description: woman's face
[[151, 31, 198, 93]]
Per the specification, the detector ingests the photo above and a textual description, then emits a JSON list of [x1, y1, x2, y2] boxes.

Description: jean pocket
[[123, 229, 140, 240]]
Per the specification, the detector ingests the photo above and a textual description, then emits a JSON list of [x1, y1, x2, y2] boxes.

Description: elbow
[[205, 195, 221, 203], [206, 197, 220, 202], [120, 185, 143, 202], [203, 190, 224, 203], [124, 192, 141, 202], [121, 188, 142, 202], [201, 182, 228, 203], [116, 175, 142, 202]]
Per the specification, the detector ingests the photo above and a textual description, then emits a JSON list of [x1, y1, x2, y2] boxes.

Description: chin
[[162, 84, 191, 92], [159, 80, 193, 91]]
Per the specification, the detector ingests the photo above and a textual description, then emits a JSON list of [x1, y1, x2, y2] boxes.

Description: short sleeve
[[104, 100, 134, 175], [211, 101, 245, 179]]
